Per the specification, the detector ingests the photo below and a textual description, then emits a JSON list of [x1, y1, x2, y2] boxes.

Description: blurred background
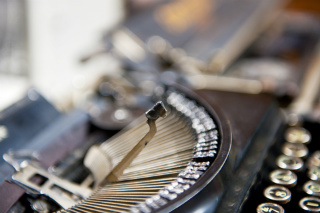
[[1, 0, 320, 117], [0, 0, 125, 111]]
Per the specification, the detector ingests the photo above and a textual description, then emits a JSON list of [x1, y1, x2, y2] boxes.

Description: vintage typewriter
[[1, 0, 320, 212]]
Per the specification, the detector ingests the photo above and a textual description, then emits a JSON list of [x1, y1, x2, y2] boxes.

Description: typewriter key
[[257, 203, 284, 213], [276, 155, 304, 171], [269, 169, 297, 187], [307, 151, 320, 168], [308, 167, 320, 181], [285, 127, 311, 144], [303, 181, 320, 197], [282, 142, 308, 158], [264, 185, 291, 204], [300, 197, 320, 212]]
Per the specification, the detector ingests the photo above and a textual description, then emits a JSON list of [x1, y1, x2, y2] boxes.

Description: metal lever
[[4, 153, 92, 209], [106, 101, 167, 182], [11, 164, 92, 209]]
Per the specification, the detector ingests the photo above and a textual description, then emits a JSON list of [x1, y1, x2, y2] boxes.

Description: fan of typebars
[[9, 89, 225, 213]]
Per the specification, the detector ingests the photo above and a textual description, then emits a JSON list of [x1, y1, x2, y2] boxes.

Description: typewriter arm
[[106, 101, 167, 183]]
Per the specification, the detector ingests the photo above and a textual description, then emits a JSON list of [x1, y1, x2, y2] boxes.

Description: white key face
[[300, 197, 320, 212], [257, 203, 284, 213], [264, 185, 291, 204], [282, 142, 308, 158], [269, 170, 297, 187], [276, 155, 304, 171], [285, 127, 311, 144]]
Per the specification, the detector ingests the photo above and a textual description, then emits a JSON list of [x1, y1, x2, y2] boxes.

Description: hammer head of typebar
[[146, 101, 167, 120]]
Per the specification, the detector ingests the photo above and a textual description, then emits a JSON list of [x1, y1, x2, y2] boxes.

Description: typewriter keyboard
[[241, 122, 320, 213]]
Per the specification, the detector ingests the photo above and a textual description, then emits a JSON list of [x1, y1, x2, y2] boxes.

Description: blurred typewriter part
[[0, 0, 125, 111], [2, 0, 320, 213], [0, 0, 29, 110], [1, 0, 319, 112], [83, 0, 320, 128]]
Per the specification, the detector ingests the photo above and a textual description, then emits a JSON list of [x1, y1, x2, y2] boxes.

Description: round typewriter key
[[282, 142, 308, 158], [276, 155, 304, 171], [307, 151, 320, 168], [257, 203, 284, 213], [308, 167, 320, 181], [285, 127, 311, 144], [300, 197, 320, 212], [270, 169, 297, 187], [264, 185, 291, 204], [304, 181, 320, 197]]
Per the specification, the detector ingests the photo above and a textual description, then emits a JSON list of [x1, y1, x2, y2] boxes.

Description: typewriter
[[1, 0, 320, 212]]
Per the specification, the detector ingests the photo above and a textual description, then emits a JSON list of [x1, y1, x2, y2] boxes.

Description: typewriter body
[[1, 0, 320, 212]]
